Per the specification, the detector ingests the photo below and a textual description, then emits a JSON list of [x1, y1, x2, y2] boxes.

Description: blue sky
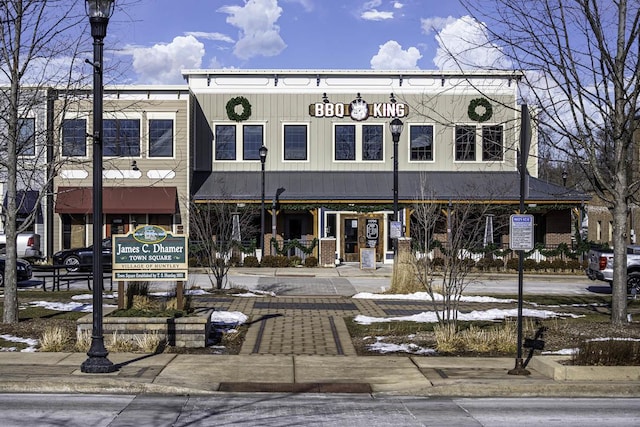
[[103, 0, 498, 84]]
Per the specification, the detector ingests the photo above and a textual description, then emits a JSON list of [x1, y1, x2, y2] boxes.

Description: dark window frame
[[62, 118, 87, 157], [215, 124, 237, 160], [334, 124, 356, 161], [409, 125, 434, 161], [103, 118, 141, 157], [242, 124, 264, 161], [362, 124, 383, 161], [455, 125, 476, 161], [482, 125, 504, 161], [148, 119, 174, 158], [284, 124, 308, 161], [18, 117, 36, 157]]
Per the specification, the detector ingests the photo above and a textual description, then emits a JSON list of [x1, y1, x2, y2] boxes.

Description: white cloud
[[131, 35, 204, 84], [393, 2, 404, 9], [361, 9, 393, 21], [433, 15, 511, 70], [421, 16, 457, 34], [219, 0, 286, 60], [185, 31, 234, 44], [370, 40, 422, 70]]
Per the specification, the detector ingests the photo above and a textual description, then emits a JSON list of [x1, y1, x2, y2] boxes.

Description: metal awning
[[192, 171, 588, 204]]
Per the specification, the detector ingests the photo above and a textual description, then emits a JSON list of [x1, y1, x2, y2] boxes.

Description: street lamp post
[[390, 118, 404, 252], [259, 145, 268, 256], [81, 0, 117, 374]]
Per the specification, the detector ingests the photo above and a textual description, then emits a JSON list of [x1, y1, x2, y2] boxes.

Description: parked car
[[586, 244, 640, 294], [0, 257, 33, 287], [0, 233, 42, 260], [52, 238, 112, 272]]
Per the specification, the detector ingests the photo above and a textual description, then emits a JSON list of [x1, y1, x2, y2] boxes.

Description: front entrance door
[[341, 214, 385, 262]]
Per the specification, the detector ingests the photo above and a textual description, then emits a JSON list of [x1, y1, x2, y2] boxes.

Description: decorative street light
[[81, 0, 117, 374], [259, 145, 268, 256], [390, 118, 404, 252]]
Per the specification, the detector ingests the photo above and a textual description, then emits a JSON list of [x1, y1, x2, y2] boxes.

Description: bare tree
[[0, 0, 89, 324], [401, 177, 509, 330], [457, 0, 640, 325], [189, 193, 259, 290]]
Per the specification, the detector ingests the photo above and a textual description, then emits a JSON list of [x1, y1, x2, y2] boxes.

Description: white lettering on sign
[[311, 102, 407, 119]]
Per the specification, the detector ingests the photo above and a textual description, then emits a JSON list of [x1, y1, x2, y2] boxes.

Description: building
[[183, 69, 586, 265], [51, 86, 190, 253]]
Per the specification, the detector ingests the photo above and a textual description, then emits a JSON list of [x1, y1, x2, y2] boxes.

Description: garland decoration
[[226, 96, 252, 122], [468, 98, 493, 122]]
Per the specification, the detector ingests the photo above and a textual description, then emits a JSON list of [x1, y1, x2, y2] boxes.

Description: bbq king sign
[[309, 96, 408, 121], [112, 225, 188, 281]]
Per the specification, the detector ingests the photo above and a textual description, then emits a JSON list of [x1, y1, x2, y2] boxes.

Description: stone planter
[[77, 308, 214, 348]]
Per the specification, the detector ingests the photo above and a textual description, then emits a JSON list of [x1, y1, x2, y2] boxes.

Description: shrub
[[40, 326, 71, 352], [523, 259, 537, 271], [289, 256, 302, 266], [126, 281, 149, 309], [261, 255, 290, 268], [506, 258, 519, 271], [229, 254, 242, 267], [565, 259, 583, 271], [475, 257, 495, 271], [550, 259, 567, 271], [537, 260, 552, 271], [573, 339, 640, 366], [304, 256, 318, 267], [243, 255, 260, 267]]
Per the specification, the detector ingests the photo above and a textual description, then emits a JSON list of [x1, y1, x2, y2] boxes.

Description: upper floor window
[[455, 125, 476, 161], [409, 125, 434, 161], [214, 124, 265, 161], [284, 124, 307, 161], [148, 119, 173, 158], [335, 125, 356, 161], [62, 118, 87, 157], [482, 125, 503, 161], [18, 118, 35, 157], [362, 125, 383, 161], [243, 125, 263, 160], [215, 125, 236, 160], [104, 118, 140, 157]]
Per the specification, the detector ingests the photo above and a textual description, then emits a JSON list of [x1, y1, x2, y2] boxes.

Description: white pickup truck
[[0, 233, 42, 260], [586, 245, 640, 294]]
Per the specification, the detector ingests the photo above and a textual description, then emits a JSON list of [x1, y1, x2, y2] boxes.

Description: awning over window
[[3, 190, 40, 214], [55, 187, 177, 214]]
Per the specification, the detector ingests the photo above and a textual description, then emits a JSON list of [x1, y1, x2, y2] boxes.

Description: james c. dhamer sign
[[112, 225, 188, 281]]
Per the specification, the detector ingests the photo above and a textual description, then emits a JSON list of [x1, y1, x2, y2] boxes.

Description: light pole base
[[507, 358, 530, 376], [81, 338, 117, 373]]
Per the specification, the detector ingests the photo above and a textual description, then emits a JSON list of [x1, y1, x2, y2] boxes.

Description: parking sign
[[509, 214, 534, 250]]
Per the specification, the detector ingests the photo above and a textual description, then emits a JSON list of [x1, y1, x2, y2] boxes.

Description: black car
[[0, 257, 33, 286], [52, 238, 112, 272]]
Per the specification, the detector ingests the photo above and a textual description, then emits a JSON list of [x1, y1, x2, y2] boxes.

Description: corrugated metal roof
[[192, 171, 588, 204]]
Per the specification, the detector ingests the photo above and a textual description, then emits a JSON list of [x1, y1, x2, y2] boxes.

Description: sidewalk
[[3, 265, 638, 397], [0, 352, 638, 397]]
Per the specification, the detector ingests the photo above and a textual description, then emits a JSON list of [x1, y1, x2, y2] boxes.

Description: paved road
[[0, 394, 637, 426]]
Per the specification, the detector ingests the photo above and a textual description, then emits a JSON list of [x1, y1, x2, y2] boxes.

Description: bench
[[32, 265, 113, 291]]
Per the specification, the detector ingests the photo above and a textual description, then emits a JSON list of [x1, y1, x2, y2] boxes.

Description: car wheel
[[0, 272, 3, 287], [64, 255, 81, 272], [627, 272, 640, 295]]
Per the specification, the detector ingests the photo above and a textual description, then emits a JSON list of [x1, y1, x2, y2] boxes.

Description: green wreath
[[226, 96, 252, 121], [468, 98, 493, 122]]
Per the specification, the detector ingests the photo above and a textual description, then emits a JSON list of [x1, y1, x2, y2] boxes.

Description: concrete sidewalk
[[0, 352, 638, 397]]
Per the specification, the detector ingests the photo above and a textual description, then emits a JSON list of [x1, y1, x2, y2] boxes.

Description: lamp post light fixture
[[390, 118, 404, 250], [81, 0, 117, 374], [259, 145, 268, 255]]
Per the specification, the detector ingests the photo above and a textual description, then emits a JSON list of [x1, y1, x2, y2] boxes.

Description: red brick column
[[320, 238, 337, 267]]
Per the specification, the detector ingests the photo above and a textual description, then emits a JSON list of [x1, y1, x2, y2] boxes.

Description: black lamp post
[[390, 118, 404, 245], [259, 145, 268, 255], [81, 0, 117, 374]]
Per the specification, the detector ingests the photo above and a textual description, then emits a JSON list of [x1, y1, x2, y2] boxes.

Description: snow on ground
[[352, 291, 516, 303], [0, 335, 38, 352]]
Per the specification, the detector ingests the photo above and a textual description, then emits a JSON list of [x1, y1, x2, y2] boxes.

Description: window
[[62, 119, 86, 157], [284, 124, 307, 161], [455, 125, 476, 161], [18, 118, 35, 156], [335, 125, 355, 160], [410, 125, 433, 161], [104, 119, 140, 157], [243, 125, 263, 160], [149, 119, 173, 157], [215, 125, 236, 160], [362, 125, 383, 161], [482, 125, 503, 161]]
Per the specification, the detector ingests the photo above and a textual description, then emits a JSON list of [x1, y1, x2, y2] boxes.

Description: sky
[[103, 0, 502, 84]]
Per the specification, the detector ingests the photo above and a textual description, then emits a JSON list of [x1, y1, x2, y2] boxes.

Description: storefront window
[[18, 118, 35, 157], [243, 125, 263, 160], [482, 125, 503, 161], [455, 125, 476, 161]]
